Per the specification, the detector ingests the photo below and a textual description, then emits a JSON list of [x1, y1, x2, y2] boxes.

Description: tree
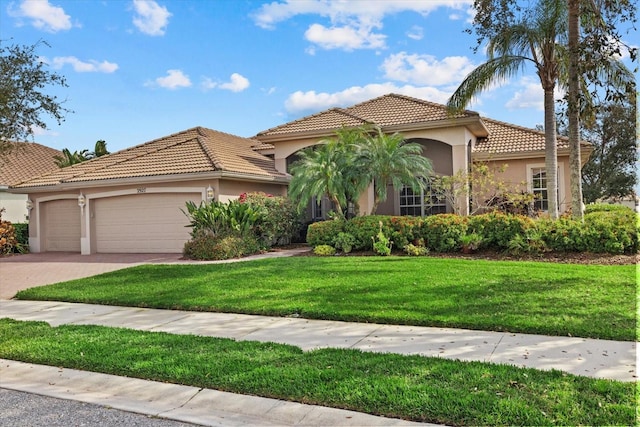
[[580, 99, 637, 203], [54, 140, 109, 167], [356, 128, 433, 215], [566, 0, 637, 218], [0, 40, 71, 156], [54, 148, 88, 168], [449, 0, 567, 219], [288, 129, 367, 219]]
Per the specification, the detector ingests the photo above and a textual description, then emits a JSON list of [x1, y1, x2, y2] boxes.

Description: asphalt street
[[0, 388, 197, 427]]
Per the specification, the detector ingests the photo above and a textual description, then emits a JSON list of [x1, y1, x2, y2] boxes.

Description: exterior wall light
[[78, 193, 86, 208], [26, 198, 34, 211], [206, 186, 215, 202]]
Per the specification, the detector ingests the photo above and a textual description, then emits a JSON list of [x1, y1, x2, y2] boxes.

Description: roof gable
[[0, 142, 61, 186], [12, 127, 287, 189]]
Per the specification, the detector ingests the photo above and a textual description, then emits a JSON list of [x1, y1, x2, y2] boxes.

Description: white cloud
[[305, 23, 385, 51], [132, 0, 171, 36], [285, 83, 451, 114], [8, 0, 73, 32], [147, 69, 191, 90], [219, 73, 250, 92], [200, 73, 250, 92], [381, 52, 476, 86], [251, 0, 473, 51], [505, 77, 563, 111], [406, 25, 423, 40], [50, 56, 118, 73]]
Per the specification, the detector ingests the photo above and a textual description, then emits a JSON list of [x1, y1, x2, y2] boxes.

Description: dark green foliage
[[183, 232, 261, 261], [467, 212, 535, 249], [419, 214, 468, 252], [239, 192, 302, 246], [306, 219, 345, 247], [343, 216, 394, 250], [388, 216, 422, 249], [12, 223, 28, 245]]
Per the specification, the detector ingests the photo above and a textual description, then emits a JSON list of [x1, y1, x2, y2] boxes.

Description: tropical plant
[[86, 140, 110, 159], [182, 200, 263, 238], [54, 148, 88, 168], [372, 221, 393, 256], [356, 128, 433, 215]]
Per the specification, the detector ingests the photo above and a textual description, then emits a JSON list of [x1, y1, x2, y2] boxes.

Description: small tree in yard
[[432, 162, 535, 215]]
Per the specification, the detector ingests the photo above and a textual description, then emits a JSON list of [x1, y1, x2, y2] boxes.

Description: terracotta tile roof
[[256, 93, 476, 138], [475, 118, 590, 154], [0, 142, 61, 186], [12, 127, 287, 189]]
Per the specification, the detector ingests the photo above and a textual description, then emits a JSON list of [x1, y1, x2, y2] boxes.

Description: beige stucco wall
[[482, 155, 571, 213], [0, 191, 28, 223], [24, 176, 288, 254]]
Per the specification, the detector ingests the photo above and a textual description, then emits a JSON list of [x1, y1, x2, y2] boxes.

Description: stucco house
[[10, 127, 289, 254], [11, 93, 592, 254], [253, 93, 592, 218], [0, 142, 61, 223]]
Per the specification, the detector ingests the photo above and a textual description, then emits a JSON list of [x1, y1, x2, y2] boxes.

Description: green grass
[[15, 257, 636, 341], [0, 318, 634, 427]]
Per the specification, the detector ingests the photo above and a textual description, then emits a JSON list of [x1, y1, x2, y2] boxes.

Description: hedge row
[[306, 206, 638, 255]]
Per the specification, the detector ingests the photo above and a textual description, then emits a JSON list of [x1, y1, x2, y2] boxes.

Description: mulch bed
[[274, 245, 638, 265]]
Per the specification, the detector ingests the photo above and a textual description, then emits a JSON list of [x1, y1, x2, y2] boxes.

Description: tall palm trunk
[[568, 0, 583, 219], [543, 86, 559, 219]]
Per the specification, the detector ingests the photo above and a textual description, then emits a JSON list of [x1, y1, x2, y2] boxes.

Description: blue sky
[[2, 0, 637, 153]]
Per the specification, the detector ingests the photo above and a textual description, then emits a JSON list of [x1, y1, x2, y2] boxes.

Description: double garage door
[[42, 193, 200, 253], [93, 193, 200, 253]]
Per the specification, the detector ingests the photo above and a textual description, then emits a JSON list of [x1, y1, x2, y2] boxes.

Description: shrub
[[389, 216, 422, 249], [585, 203, 635, 214], [468, 212, 535, 250], [183, 200, 263, 238], [183, 231, 261, 260], [13, 223, 29, 247], [419, 214, 467, 252], [307, 220, 345, 247], [0, 209, 18, 255], [404, 243, 429, 256], [344, 216, 394, 250], [372, 221, 393, 256], [313, 244, 336, 256], [239, 192, 302, 247], [583, 210, 637, 254], [538, 216, 587, 252], [332, 232, 356, 253]]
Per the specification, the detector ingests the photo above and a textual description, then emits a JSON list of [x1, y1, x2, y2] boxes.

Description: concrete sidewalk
[[1, 300, 635, 382]]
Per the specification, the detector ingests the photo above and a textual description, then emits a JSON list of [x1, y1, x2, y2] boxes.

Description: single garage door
[[94, 193, 200, 253], [43, 199, 81, 252]]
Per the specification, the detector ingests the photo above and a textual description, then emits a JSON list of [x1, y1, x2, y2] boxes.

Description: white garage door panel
[[44, 199, 81, 252], [94, 193, 199, 253]]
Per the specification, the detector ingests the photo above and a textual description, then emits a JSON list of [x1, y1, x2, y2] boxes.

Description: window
[[531, 167, 548, 211], [399, 180, 447, 216]]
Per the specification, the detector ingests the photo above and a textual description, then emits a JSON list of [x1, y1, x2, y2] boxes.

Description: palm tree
[[448, 0, 567, 219], [53, 148, 87, 168], [356, 128, 433, 215], [87, 140, 109, 159], [567, 0, 582, 218], [288, 139, 352, 219]]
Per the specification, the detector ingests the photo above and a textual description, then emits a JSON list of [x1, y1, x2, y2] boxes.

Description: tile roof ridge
[[255, 107, 366, 136], [53, 127, 201, 184], [333, 108, 376, 125], [389, 93, 481, 117], [194, 127, 224, 170]]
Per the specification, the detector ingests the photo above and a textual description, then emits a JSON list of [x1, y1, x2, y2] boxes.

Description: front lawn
[[15, 256, 636, 341], [0, 319, 634, 427]]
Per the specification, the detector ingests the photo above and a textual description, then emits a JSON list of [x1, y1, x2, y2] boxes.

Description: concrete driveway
[[0, 252, 184, 300]]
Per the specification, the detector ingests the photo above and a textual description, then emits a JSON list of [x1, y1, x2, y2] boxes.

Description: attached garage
[[93, 193, 200, 253], [42, 199, 81, 252]]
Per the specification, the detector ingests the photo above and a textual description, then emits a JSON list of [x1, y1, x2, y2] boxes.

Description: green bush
[[468, 212, 535, 249], [183, 200, 263, 238], [404, 243, 429, 256], [183, 231, 261, 260], [0, 208, 19, 255], [583, 210, 637, 254], [332, 232, 356, 253], [313, 244, 336, 256], [344, 216, 394, 250], [306, 220, 345, 247], [389, 216, 422, 249], [538, 217, 587, 252], [419, 214, 467, 252], [13, 223, 29, 246], [240, 192, 302, 247]]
